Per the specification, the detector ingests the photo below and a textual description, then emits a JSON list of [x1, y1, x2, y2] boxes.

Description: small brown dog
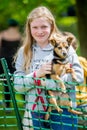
[[45, 34, 82, 120]]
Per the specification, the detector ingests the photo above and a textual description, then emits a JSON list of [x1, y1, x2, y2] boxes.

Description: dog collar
[[53, 56, 68, 64]]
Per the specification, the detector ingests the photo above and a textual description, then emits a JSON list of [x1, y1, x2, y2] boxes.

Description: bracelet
[[33, 71, 36, 78], [70, 64, 72, 68], [33, 71, 41, 86]]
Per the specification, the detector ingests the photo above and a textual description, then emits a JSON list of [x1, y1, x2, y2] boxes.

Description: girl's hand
[[36, 62, 52, 78], [41, 79, 46, 86]]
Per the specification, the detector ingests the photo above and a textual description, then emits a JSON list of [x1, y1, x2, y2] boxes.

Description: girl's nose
[[37, 28, 43, 34]]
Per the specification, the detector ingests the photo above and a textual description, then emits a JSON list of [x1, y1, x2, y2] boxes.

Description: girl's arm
[[14, 48, 35, 92]]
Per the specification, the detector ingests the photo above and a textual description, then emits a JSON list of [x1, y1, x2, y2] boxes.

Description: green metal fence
[[0, 58, 87, 130]]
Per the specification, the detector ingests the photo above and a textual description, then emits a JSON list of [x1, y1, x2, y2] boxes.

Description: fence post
[[0, 58, 23, 130]]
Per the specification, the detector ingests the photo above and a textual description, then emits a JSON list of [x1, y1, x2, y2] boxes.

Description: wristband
[[33, 71, 36, 78], [70, 64, 72, 68]]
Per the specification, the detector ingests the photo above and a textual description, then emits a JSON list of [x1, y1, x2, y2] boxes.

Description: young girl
[[14, 6, 84, 130]]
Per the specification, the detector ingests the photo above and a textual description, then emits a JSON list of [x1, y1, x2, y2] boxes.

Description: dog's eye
[[55, 44, 58, 47], [65, 46, 69, 49], [58, 47, 62, 50]]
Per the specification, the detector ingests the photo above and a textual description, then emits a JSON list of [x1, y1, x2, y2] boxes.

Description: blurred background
[[0, 0, 87, 57]]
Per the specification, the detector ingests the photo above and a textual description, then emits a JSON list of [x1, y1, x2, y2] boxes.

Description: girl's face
[[30, 17, 52, 47]]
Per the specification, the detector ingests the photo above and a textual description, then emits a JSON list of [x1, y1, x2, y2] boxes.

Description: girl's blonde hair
[[15, 6, 60, 73]]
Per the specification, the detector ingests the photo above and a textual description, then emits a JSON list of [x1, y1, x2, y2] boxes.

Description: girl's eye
[[32, 26, 37, 29], [41, 26, 47, 29]]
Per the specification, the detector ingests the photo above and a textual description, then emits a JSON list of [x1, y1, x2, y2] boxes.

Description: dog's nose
[[63, 52, 67, 56]]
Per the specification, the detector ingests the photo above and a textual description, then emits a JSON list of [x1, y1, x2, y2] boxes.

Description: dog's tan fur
[[45, 35, 82, 120]]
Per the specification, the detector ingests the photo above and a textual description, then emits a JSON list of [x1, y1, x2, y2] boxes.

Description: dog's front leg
[[66, 68, 77, 81], [71, 69, 77, 81], [65, 63, 77, 81]]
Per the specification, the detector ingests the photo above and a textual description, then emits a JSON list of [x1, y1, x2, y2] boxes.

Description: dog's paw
[[72, 75, 77, 82], [58, 108, 63, 113], [60, 88, 66, 93]]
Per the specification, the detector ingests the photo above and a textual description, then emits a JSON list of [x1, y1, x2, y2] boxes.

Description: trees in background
[[0, 0, 87, 58], [76, 0, 87, 58]]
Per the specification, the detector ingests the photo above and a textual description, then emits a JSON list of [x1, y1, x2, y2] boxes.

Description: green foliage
[[0, 0, 76, 30], [58, 17, 78, 36], [59, 17, 77, 26]]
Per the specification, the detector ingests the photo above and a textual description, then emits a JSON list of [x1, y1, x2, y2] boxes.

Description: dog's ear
[[50, 39, 56, 46], [49, 33, 59, 46], [67, 37, 73, 46]]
